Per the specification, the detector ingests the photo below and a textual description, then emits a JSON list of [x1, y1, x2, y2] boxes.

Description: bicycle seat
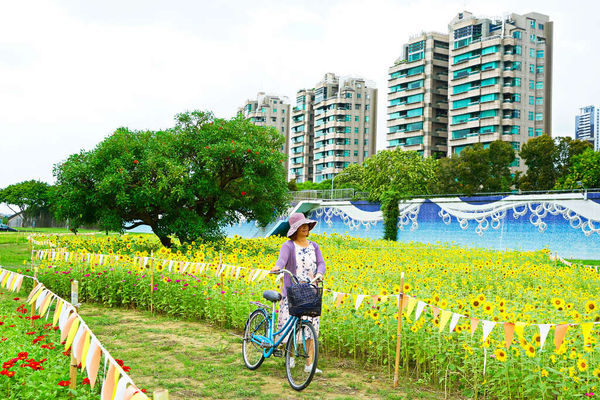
[[263, 290, 282, 302]]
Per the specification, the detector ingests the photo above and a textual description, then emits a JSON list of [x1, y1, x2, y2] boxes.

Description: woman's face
[[297, 224, 310, 238]]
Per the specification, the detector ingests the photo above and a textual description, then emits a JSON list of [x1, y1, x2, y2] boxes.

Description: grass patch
[[0, 233, 30, 268]]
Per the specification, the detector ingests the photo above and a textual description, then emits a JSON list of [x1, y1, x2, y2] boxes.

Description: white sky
[[1, 0, 599, 210]]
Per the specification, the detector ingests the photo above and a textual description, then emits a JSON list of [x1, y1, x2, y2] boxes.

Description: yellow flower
[[592, 368, 600, 379], [540, 369, 549, 377], [526, 344, 536, 358], [577, 358, 588, 372], [494, 348, 507, 362], [585, 300, 597, 313]]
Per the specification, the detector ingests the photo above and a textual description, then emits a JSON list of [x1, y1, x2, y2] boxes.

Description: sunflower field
[[23, 233, 600, 398]]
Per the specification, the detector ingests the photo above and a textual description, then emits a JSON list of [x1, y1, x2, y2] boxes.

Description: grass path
[[77, 303, 452, 400]]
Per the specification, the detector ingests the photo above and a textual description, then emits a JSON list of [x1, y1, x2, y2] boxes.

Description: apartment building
[[447, 11, 553, 168], [387, 32, 449, 158], [575, 105, 599, 151], [289, 73, 377, 183], [239, 92, 291, 170]]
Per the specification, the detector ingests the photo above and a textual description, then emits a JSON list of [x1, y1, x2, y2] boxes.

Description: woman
[[271, 212, 325, 373]]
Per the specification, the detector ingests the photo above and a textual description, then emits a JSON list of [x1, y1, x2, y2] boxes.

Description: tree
[[555, 148, 600, 189], [554, 137, 592, 182], [53, 110, 290, 247], [485, 141, 516, 192], [518, 135, 556, 191], [287, 179, 298, 192], [0, 180, 51, 218]]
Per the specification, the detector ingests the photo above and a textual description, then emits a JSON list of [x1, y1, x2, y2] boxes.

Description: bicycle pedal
[[273, 349, 283, 357]]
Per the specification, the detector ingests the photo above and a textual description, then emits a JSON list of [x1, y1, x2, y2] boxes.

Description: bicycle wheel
[[242, 309, 269, 370], [285, 320, 318, 391]]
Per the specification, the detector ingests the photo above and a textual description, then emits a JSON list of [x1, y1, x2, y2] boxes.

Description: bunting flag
[[61, 313, 78, 342], [335, 293, 345, 308], [414, 301, 426, 321], [101, 363, 117, 400], [538, 324, 551, 349], [448, 313, 461, 333], [355, 294, 366, 310], [123, 385, 143, 400], [39, 293, 54, 317], [482, 320, 496, 343], [431, 306, 441, 320], [81, 331, 92, 370], [53, 299, 64, 327], [514, 321, 527, 340], [64, 317, 81, 350], [114, 376, 130, 400], [504, 322, 515, 349], [554, 324, 569, 351], [73, 324, 86, 363], [438, 310, 452, 333], [581, 322, 594, 347], [86, 339, 102, 389], [405, 297, 417, 319], [470, 318, 479, 337]]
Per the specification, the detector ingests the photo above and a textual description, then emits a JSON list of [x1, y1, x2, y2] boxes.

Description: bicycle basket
[[287, 282, 323, 317]]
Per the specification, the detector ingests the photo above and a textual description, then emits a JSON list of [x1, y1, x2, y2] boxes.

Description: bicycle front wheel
[[242, 309, 268, 370], [285, 320, 318, 391]]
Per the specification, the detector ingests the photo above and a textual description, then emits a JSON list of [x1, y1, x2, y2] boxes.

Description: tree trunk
[[157, 234, 172, 248]]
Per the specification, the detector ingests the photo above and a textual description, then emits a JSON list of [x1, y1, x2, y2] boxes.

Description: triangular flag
[[414, 301, 426, 321], [581, 322, 594, 346], [431, 306, 441, 320], [86, 339, 101, 389], [554, 324, 569, 351], [123, 385, 141, 400], [27, 283, 44, 303], [59, 305, 74, 331], [101, 362, 117, 400], [35, 289, 48, 311], [236, 267, 241, 279], [514, 321, 527, 340], [15, 275, 25, 292], [29, 288, 44, 306], [79, 330, 91, 367], [504, 322, 515, 349], [61, 312, 78, 342], [405, 297, 417, 319], [73, 325, 86, 363], [330, 291, 338, 304], [482, 320, 496, 343], [64, 317, 81, 350], [168, 260, 173, 272], [438, 310, 451, 332], [114, 376, 130, 400], [355, 295, 366, 310], [538, 324, 551, 349], [470, 318, 479, 337], [39, 294, 53, 317], [53, 300, 64, 327], [448, 313, 461, 333], [335, 293, 345, 308], [130, 394, 148, 400]]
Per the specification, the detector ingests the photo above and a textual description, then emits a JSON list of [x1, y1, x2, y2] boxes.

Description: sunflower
[[526, 344, 536, 358], [551, 297, 564, 309], [472, 299, 481, 308], [585, 301, 597, 313], [592, 368, 600, 379], [577, 358, 588, 372], [494, 348, 507, 362], [477, 294, 486, 302]]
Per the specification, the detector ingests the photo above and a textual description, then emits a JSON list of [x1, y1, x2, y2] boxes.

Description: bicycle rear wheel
[[242, 309, 268, 370], [285, 320, 318, 391]]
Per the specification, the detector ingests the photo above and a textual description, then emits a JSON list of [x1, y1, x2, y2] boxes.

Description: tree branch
[[123, 221, 147, 230]]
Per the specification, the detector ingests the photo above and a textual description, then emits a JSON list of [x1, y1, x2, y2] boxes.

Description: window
[[345, 93, 352, 98], [538, 23, 544, 30], [261, 107, 266, 112], [481, 45, 498, 55], [481, 77, 497, 87], [515, 45, 522, 55], [354, 127, 358, 133], [364, 128, 369, 134], [481, 61, 498, 71], [529, 96, 534, 105], [530, 34, 536, 42], [453, 82, 473, 94], [354, 139, 358, 145], [537, 50, 544, 58], [365, 116, 370, 122], [528, 127, 534, 137], [535, 97, 544, 105], [365, 104, 370, 110], [354, 151, 358, 156], [530, 19, 536, 28], [406, 107, 423, 118], [355, 104, 360, 110], [514, 77, 521, 87], [364, 151, 368, 158], [535, 113, 543, 121], [535, 128, 543, 136], [528, 112, 534, 121], [364, 139, 368, 145], [355, 116, 359, 122], [480, 125, 497, 134], [536, 81, 544, 89], [530, 48, 535, 58], [481, 93, 498, 103], [529, 64, 535, 73], [513, 31, 522, 39], [510, 126, 520, 134], [513, 94, 521, 103], [536, 65, 544, 74], [345, 127, 351, 133], [282, 109, 285, 114], [345, 115, 351, 121], [529, 80, 534, 89], [480, 109, 498, 119], [357, 94, 361, 99]]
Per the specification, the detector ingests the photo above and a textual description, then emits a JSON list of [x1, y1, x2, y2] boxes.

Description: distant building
[[575, 105, 599, 151], [290, 73, 377, 183], [239, 93, 291, 170], [387, 32, 449, 158], [447, 11, 554, 170]]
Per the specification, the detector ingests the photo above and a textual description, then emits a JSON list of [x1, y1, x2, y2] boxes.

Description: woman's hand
[[270, 266, 281, 273]]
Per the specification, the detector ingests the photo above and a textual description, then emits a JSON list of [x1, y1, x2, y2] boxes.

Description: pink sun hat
[[286, 212, 317, 238]]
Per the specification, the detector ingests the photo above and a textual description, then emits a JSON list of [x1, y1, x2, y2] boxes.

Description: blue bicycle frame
[[249, 300, 305, 358]]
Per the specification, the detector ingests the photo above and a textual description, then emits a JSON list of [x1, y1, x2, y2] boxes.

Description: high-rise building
[[387, 32, 449, 158], [289, 73, 377, 183], [239, 92, 291, 170], [575, 105, 599, 151], [447, 11, 553, 168]]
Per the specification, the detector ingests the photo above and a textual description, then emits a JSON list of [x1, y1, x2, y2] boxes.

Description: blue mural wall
[[227, 191, 600, 260]]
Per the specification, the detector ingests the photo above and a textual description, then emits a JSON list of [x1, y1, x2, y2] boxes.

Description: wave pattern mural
[[303, 192, 600, 259]]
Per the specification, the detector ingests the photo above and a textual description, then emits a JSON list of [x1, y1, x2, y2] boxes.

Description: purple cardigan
[[275, 240, 326, 297]]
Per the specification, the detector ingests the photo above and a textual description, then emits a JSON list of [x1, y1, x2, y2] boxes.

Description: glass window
[[345, 127, 351, 133], [535, 113, 543, 121], [511, 126, 520, 134], [528, 111, 534, 121], [406, 93, 424, 104], [357, 94, 361, 98], [515, 45, 522, 55], [354, 127, 358, 133], [481, 93, 498, 103], [536, 81, 544, 89], [514, 77, 521, 87], [452, 113, 471, 124], [354, 150, 358, 156], [530, 48, 535, 58], [345, 115, 351, 121], [481, 45, 498, 55], [529, 64, 535, 73], [529, 80, 534, 89], [513, 31, 522, 39], [529, 96, 534, 105], [453, 82, 473, 94], [537, 50, 544, 58], [535, 128, 543, 136], [513, 94, 521, 103], [345, 93, 352, 98], [364, 151, 368, 158], [406, 107, 424, 118], [538, 23, 544, 30], [536, 65, 544, 73], [530, 34, 536, 42], [481, 61, 498, 71], [528, 127, 534, 137], [355, 116, 359, 122], [480, 109, 498, 119], [364, 128, 369, 134], [535, 97, 543, 105], [530, 19, 536, 28], [481, 77, 497, 87], [480, 125, 497, 133], [452, 98, 471, 109], [354, 139, 358, 145], [365, 116, 370, 122]]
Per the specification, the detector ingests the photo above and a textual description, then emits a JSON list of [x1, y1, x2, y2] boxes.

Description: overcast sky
[[1, 0, 598, 204]]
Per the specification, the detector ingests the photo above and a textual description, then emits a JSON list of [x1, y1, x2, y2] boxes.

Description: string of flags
[[31, 249, 600, 352], [1, 267, 149, 400]]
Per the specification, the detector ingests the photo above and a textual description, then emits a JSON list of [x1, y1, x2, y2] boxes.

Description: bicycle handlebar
[[269, 268, 322, 285]]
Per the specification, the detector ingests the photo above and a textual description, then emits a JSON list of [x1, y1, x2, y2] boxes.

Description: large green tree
[[53, 111, 290, 246], [555, 148, 600, 190], [0, 180, 51, 218]]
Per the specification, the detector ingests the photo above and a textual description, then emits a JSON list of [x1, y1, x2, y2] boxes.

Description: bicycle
[[242, 269, 322, 391]]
